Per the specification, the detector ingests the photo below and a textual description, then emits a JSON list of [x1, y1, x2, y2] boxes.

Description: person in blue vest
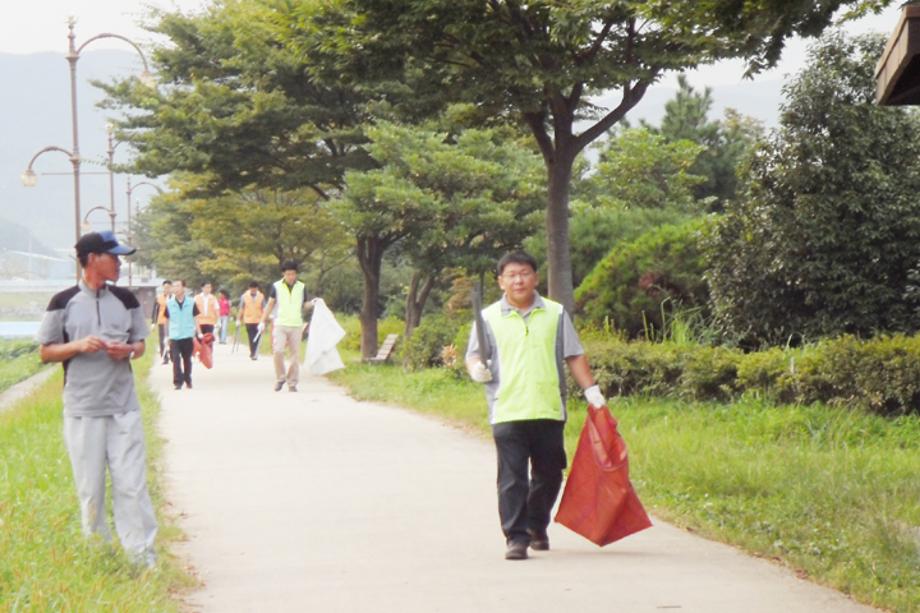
[[465, 251, 605, 561], [260, 260, 310, 392], [163, 279, 203, 390]]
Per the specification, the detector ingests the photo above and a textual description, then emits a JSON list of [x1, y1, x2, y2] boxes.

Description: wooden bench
[[364, 333, 399, 364]]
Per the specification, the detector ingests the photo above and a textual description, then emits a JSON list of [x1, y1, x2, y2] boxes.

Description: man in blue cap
[[36, 230, 158, 568]]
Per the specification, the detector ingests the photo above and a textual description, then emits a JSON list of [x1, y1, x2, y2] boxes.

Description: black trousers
[[170, 338, 194, 387], [491, 419, 567, 545], [245, 323, 259, 357]]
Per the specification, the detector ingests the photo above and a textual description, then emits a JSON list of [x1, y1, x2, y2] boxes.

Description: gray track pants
[[63, 410, 158, 562]]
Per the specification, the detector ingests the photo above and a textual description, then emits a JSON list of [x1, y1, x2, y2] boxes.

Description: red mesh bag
[[554, 404, 652, 546], [193, 333, 215, 369]]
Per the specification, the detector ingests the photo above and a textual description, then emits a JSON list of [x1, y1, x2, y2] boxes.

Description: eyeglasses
[[501, 271, 534, 281]]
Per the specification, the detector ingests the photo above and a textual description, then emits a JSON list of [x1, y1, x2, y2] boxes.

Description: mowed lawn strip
[[329, 358, 920, 613], [0, 352, 195, 612]]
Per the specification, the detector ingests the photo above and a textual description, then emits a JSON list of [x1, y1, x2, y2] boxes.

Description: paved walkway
[[0, 366, 54, 414], [154, 343, 877, 612]]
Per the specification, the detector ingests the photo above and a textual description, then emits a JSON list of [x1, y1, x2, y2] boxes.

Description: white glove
[[215, 321, 221, 331], [468, 360, 493, 383], [584, 384, 605, 407], [257, 321, 265, 333]]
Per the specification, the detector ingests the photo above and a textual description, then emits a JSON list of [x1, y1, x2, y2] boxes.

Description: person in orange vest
[[195, 282, 220, 337], [151, 279, 172, 365], [237, 281, 265, 360]]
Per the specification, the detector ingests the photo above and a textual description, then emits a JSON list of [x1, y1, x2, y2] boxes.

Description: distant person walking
[[164, 280, 202, 390], [261, 260, 310, 392], [151, 279, 172, 364], [36, 230, 158, 567], [195, 282, 220, 337], [218, 289, 232, 344], [237, 281, 265, 360], [466, 251, 604, 561]]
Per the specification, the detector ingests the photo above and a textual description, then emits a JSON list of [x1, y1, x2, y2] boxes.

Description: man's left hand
[[584, 384, 605, 407], [106, 342, 134, 361]]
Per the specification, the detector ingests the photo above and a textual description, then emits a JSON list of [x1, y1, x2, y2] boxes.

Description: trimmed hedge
[[582, 333, 920, 416]]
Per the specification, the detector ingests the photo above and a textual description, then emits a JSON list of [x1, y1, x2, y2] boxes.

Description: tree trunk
[[545, 146, 576, 314], [404, 271, 437, 338], [356, 236, 384, 358]]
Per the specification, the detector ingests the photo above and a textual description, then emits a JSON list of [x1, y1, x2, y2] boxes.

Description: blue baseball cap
[[75, 230, 136, 258]]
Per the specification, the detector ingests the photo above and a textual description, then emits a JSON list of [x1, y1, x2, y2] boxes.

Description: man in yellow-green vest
[[261, 260, 310, 392], [465, 251, 605, 561]]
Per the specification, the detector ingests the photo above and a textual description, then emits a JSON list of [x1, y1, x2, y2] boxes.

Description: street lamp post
[[105, 126, 126, 232], [125, 178, 164, 287], [64, 16, 153, 268], [81, 205, 111, 233], [21, 145, 80, 281]]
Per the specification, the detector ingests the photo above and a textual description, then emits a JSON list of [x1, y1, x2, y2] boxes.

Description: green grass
[[329, 357, 920, 613], [0, 340, 44, 394], [0, 351, 195, 612]]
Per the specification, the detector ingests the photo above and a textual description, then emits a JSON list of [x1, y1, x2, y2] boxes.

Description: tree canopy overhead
[[297, 0, 894, 312]]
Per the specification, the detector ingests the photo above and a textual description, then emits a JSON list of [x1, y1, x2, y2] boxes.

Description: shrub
[[582, 333, 920, 416], [575, 218, 712, 338], [402, 314, 463, 371], [679, 346, 740, 401], [735, 347, 793, 401], [582, 340, 683, 398]]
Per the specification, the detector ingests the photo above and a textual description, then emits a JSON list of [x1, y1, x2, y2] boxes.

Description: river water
[[0, 321, 41, 339]]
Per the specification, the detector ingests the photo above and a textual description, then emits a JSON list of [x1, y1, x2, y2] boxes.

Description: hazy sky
[[0, 1, 208, 55]]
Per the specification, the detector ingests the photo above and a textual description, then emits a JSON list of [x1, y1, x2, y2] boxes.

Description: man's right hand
[[468, 360, 493, 383], [257, 321, 265, 333], [78, 336, 107, 354]]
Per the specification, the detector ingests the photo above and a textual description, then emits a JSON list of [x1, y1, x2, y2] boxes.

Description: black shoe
[[162, 357, 169, 365], [186, 381, 193, 389], [174, 384, 182, 390], [274, 380, 284, 392], [528, 529, 550, 551], [505, 541, 528, 560], [289, 385, 297, 392], [250, 355, 257, 361]]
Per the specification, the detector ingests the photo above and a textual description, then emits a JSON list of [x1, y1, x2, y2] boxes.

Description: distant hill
[[0, 50, 154, 255], [0, 51, 786, 259]]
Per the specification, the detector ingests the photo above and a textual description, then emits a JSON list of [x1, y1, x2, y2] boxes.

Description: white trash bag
[[305, 298, 346, 375]]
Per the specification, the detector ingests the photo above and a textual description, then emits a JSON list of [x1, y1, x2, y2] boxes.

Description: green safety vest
[[484, 298, 564, 423], [273, 280, 305, 326]]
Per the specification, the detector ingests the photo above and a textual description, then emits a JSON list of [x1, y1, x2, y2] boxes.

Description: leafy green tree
[[297, 0, 890, 313], [645, 76, 763, 208], [707, 32, 920, 347], [100, 0, 373, 197], [131, 180, 214, 288], [580, 127, 705, 212], [534, 126, 705, 286], [336, 122, 544, 355], [133, 175, 351, 299]]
